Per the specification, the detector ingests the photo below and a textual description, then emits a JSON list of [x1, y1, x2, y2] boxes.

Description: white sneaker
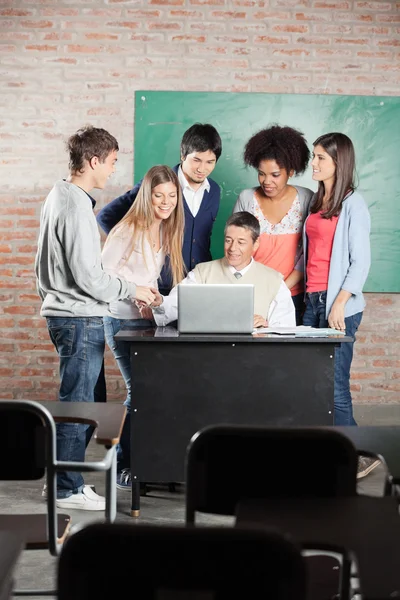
[[42, 483, 97, 500], [56, 485, 106, 511]]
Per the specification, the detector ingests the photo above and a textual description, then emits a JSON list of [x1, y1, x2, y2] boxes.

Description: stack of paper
[[253, 326, 345, 336]]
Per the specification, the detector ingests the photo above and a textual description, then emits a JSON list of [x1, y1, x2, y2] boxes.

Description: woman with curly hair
[[233, 125, 313, 323]]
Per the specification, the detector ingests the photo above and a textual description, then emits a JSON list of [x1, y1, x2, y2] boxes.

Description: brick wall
[[0, 0, 399, 403]]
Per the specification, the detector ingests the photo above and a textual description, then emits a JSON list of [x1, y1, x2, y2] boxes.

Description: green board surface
[[134, 91, 400, 293]]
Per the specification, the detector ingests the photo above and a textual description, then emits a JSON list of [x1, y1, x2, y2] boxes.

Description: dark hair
[[67, 125, 119, 173], [225, 211, 260, 243], [311, 132, 356, 219], [243, 125, 310, 175], [180, 123, 222, 161]]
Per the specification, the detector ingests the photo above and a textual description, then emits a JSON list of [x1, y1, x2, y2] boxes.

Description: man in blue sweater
[[96, 123, 222, 295]]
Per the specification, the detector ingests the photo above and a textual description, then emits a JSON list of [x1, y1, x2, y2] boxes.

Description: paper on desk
[[253, 326, 346, 336]]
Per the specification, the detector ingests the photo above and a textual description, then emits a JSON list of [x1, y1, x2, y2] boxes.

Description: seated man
[[149, 211, 295, 328]]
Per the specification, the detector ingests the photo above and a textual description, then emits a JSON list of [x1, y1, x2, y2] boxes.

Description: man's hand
[[328, 301, 346, 331], [134, 286, 156, 306], [139, 306, 154, 321], [253, 314, 268, 328], [150, 288, 163, 308]]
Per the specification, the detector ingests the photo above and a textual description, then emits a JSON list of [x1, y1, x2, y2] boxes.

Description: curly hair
[[243, 125, 310, 175]]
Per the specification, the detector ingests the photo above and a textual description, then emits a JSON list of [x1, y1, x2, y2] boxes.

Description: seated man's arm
[[267, 281, 296, 328], [96, 180, 142, 234], [152, 271, 197, 326]]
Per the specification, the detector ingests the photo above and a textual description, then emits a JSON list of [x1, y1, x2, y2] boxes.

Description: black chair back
[[0, 403, 49, 480], [58, 523, 307, 600], [186, 425, 358, 522]]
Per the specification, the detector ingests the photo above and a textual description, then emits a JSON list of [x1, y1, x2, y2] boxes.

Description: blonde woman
[[102, 165, 185, 488]]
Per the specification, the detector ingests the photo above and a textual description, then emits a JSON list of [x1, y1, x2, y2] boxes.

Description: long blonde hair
[[106, 165, 185, 286]]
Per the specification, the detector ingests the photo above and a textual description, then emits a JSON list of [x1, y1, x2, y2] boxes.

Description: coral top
[[306, 211, 339, 293], [252, 193, 304, 297]]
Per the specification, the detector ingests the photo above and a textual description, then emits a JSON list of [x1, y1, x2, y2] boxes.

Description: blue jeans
[[104, 316, 154, 471], [303, 291, 362, 426], [47, 317, 105, 498]]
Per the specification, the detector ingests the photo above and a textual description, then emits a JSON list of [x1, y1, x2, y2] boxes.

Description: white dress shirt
[[178, 166, 210, 217], [153, 258, 296, 327]]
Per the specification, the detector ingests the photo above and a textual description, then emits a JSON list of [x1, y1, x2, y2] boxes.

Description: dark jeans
[[47, 316, 105, 498], [292, 292, 305, 326], [303, 291, 362, 426], [104, 316, 154, 472], [85, 360, 107, 446]]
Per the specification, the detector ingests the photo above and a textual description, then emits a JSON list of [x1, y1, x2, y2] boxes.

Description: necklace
[[148, 228, 160, 250]]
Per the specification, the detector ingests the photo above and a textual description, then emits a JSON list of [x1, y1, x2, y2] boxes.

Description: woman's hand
[[328, 301, 346, 331], [328, 289, 352, 331], [253, 314, 268, 328], [134, 286, 156, 306]]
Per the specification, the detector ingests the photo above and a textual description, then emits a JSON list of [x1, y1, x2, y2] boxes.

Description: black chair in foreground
[[185, 425, 359, 600], [0, 400, 70, 596], [58, 523, 307, 600]]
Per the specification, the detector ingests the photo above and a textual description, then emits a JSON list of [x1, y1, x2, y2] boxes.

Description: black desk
[[236, 496, 400, 600], [0, 532, 24, 600], [116, 327, 352, 515]]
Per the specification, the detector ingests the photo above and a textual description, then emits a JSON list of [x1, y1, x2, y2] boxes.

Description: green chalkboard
[[134, 91, 400, 293]]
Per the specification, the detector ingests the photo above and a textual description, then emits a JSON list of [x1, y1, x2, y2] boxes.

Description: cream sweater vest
[[193, 258, 283, 318]]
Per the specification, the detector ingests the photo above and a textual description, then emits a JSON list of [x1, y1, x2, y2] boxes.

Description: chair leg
[[105, 447, 117, 523], [131, 481, 140, 517]]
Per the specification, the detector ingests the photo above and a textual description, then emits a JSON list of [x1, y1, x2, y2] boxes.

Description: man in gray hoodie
[[35, 125, 156, 511]]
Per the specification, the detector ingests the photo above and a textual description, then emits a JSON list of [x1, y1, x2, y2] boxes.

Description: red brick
[[3, 306, 36, 315], [254, 36, 290, 44], [373, 360, 400, 368], [41, 8, 80, 16], [0, 294, 13, 302], [355, 1, 392, 9], [211, 10, 246, 17], [0, 280, 35, 289], [37, 356, 59, 365], [19, 319, 46, 329], [0, 244, 11, 253], [105, 21, 141, 29], [0, 256, 33, 266], [148, 22, 182, 30], [0, 318, 14, 327], [25, 44, 58, 51], [0, 232, 36, 241], [0, 368, 13, 377], [18, 343, 54, 352], [351, 372, 382, 380], [66, 45, 102, 53], [170, 10, 203, 16], [150, 0, 184, 4], [295, 12, 331, 21], [314, 0, 350, 6], [85, 33, 120, 41], [0, 9, 34, 16], [16, 245, 37, 253], [172, 35, 206, 42], [18, 294, 40, 302], [21, 20, 54, 28], [0, 378, 33, 389], [272, 24, 309, 32], [20, 368, 55, 377]]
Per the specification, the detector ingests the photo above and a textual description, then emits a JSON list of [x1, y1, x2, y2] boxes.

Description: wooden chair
[[185, 425, 359, 600], [58, 523, 307, 600]]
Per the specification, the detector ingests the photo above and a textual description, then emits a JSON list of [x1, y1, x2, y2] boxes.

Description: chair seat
[[0, 514, 71, 549]]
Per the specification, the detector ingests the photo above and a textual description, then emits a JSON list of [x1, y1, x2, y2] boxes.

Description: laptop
[[177, 284, 254, 334]]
